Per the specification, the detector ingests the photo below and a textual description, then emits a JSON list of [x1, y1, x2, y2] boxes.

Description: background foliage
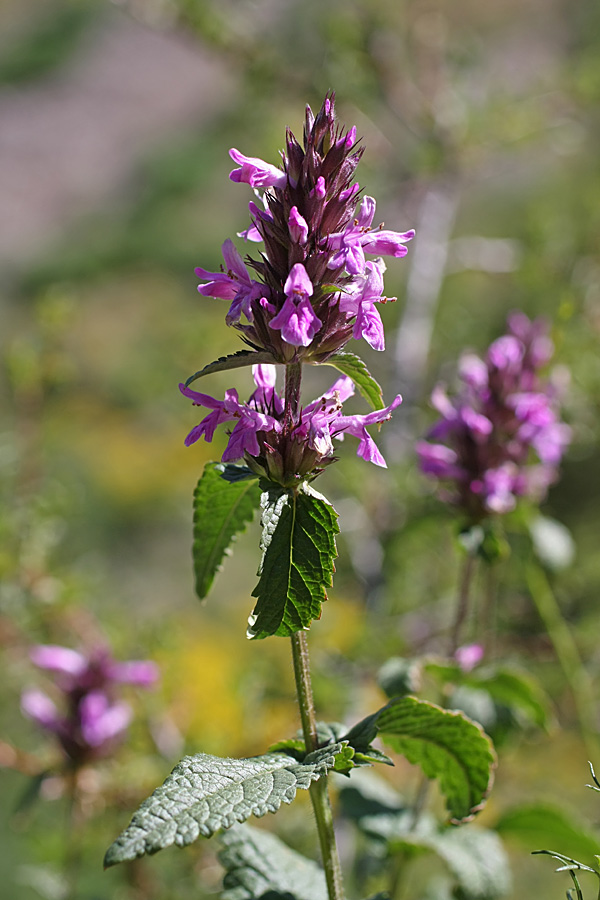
[[1, 0, 600, 898]]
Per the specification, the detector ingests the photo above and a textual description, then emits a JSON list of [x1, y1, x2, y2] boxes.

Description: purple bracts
[[417, 313, 571, 517], [194, 94, 413, 363]]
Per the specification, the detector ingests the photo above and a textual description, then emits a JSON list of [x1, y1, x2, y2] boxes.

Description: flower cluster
[[21, 644, 159, 766], [180, 364, 402, 486], [416, 312, 571, 518], [196, 93, 414, 362]]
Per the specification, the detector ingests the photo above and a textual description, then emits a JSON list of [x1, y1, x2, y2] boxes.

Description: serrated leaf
[[425, 661, 552, 730], [343, 696, 495, 823], [497, 804, 600, 865], [219, 824, 327, 900], [321, 351, 384, 410], [218, 463, 258, 483], [192, 462, 261, 599], [104, 744, 346, 867], [354, 748, 394, 767], [248, 483, 339, 639], [185, 350, 278, 385]]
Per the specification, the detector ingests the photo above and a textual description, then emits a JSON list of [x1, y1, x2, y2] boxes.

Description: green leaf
[[248, 483, 339, 639], [377, 657, 423, 699], [185, 350, 278, 385], [219, 824, 327, 900], [497, 804, 600, 865], [425, 826, 511, 898], [192, 462, 261, 600], [104, 744, 347, 867], [344, 696, 496, 823], [320, 351, 384, 410], [424, 661, 552, 730]]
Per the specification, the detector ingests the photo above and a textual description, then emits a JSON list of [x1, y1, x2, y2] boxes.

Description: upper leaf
[[248, 483, 339, 639], [193, 462, 261, 600], [104, 744, 347, 867], [343, 696, 496, 824], [219, 824, 327, 900], [320, 351, 384, 410], [185, 350, 278, 386]]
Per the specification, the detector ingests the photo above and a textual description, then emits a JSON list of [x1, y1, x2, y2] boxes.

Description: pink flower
[[269, 264, 322, 347], [229, 148, 288, 190], [22, 644, 158, 765]]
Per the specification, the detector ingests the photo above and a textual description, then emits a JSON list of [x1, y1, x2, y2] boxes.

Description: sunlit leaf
[[343, 696, 495, 823], [192, 462, 261, 599], [185, 349, 278, 385], [248, 483, 339, 639], [104, 743, 347, 867]]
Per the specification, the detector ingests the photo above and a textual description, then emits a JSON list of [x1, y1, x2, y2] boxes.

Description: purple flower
[[229, 148, 288, 190], [195, 239, 266, 325], [340, 259, 391, 351], [417, 313, 571, 517], [181, 366, 402, 481], [331, 394, 403, 467], [288, 207, 309, 245], [22, 644, 158, 765], [327, 196, 415, 276], [269, 264, 322, 347], [190, 97, 414, 362], [455, 644, 484, 672], [179, 381, 279, 460]]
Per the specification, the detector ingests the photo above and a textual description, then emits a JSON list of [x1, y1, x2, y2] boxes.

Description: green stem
[[526, 563, 598, 761], [284, 361, 303, 424], [290, 631, 346, 900], [449, 552, 477, 655]]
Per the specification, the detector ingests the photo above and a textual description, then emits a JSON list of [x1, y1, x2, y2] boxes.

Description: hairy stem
[[284, 361, 303, 425], [290, 631, 346, 900]]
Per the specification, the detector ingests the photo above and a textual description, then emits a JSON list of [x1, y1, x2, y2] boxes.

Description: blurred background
[[1, 0, 600, 898]]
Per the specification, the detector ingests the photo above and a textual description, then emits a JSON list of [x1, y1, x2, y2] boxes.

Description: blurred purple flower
[[455, 643, 484, 672], [417, 313, 571, 518], [22, 644, 158, 766]]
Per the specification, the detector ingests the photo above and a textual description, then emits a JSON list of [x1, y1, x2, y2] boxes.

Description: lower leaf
[[219, 824, 327, 900], [104, 743, 346, 867]]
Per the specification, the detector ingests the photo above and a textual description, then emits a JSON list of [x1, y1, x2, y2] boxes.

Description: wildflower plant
[[104, 94, 497, 900], [22, 643, 159, 768]]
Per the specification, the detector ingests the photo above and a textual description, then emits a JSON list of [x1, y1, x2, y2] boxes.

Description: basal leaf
[[248, 483, 339, 639], [219, 824, 327, 900], [104, 744, 346, 867], [344, 696, 495, 824], [193, 462, 261, 600], [185, 350, 278, 386], [321, 351, 384, 410]]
